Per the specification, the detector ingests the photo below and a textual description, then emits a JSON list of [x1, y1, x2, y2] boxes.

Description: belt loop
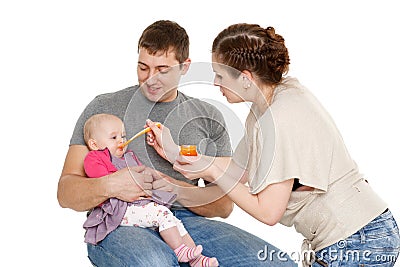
[[359, 227, 366, 244]]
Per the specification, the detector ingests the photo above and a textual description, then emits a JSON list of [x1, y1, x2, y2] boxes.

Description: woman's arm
[[145, 120, 234, 218], [217, 176, 293, 226], [147, 167, 233, 218], [174, 156, 293, 225]]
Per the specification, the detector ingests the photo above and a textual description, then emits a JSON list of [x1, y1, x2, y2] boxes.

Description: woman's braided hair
[[212, 23, 290, 85]]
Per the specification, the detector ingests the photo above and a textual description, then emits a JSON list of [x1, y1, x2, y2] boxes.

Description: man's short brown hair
[[138, 20, 189, 63]]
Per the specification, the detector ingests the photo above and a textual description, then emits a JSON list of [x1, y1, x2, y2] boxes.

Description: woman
[[146, 23, 400, 266]]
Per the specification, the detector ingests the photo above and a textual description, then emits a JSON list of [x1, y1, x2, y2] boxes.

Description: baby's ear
[[87, 139, 98, 151]]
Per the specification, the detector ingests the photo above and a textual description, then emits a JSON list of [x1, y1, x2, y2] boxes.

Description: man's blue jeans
[[87, 209, 296, 266]]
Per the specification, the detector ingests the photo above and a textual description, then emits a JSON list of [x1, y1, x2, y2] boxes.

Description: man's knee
[[88, 244, 126, 267], [87, 226, 180, 267], [88, 243, 180, 267]]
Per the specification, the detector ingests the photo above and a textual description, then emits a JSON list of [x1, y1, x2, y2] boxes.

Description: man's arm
[[150, 169, 233, 218], [178, 184, 234, 218], [57, 145, 152, 211]]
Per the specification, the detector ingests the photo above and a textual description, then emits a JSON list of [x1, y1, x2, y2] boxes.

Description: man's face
[[137, 48, 190, 102]]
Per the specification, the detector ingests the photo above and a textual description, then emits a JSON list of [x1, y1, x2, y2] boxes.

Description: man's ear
[[180, 58, 191, 75], [87, 139, 98, 151]]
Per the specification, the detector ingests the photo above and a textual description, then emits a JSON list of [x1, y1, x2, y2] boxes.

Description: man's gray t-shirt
[[70, 85, 232, 187]]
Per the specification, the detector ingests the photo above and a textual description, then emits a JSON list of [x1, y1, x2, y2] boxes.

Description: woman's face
[[212, 54, 246, 104]]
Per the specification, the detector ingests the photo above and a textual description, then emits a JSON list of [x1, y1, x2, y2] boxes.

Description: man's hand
[[108, 165, 153, 202], [141, 166, 181, 194]]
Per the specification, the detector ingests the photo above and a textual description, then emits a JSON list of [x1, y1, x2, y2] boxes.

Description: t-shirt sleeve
[[70, 93, 124, 146], [181, 99, 233, 158], [209, 108, 233, 157], [245, 109, 277, 194], [233, 137, 249, 170], [70, 97, 102, 146], [247, 92, 333, 194]]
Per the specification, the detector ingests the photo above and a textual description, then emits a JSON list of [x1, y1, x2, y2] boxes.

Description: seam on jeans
[[391, 216, 399, 231], [314, 258, 328, 267], [368, 210, 392, 224], [87, 255, 96, 267], [90, 244, 128, 267], [365, 229, 399, 238], [359, 228, 366, 244]]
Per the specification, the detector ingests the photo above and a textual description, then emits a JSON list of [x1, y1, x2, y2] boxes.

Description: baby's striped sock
[[174, 244, 203, 262], [189, 255, 219, 267]]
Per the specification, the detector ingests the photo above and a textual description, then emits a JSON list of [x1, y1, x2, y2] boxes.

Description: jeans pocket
[[363, 217, 400, 266], [365, 217, 400, 250]]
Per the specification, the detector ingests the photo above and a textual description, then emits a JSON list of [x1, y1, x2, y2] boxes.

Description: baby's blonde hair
[[83, 113, 121, 146]]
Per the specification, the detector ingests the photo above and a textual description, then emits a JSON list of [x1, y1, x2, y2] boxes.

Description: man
[[58, 20, 294, 266]]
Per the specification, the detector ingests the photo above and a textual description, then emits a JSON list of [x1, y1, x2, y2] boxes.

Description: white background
[[1, 0, 399, 266]]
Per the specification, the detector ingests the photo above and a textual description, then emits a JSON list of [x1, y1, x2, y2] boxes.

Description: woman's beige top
[[233, 77, 387, 251]]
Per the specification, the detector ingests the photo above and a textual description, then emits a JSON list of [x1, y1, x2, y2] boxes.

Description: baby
[[82, 113, 218, 267]]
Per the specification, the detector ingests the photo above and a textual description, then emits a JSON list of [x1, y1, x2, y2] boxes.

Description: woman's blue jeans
[[87, 209, 297, 266], [312, 209, 400, 267]]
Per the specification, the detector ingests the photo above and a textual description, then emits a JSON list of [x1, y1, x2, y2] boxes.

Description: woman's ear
[[241, 70, 254, 80], [241, 70, 253, 89], [87, 139, 98, 151]]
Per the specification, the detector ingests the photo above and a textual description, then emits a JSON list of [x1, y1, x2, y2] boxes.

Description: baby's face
[[93, 118, 127, 158]]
